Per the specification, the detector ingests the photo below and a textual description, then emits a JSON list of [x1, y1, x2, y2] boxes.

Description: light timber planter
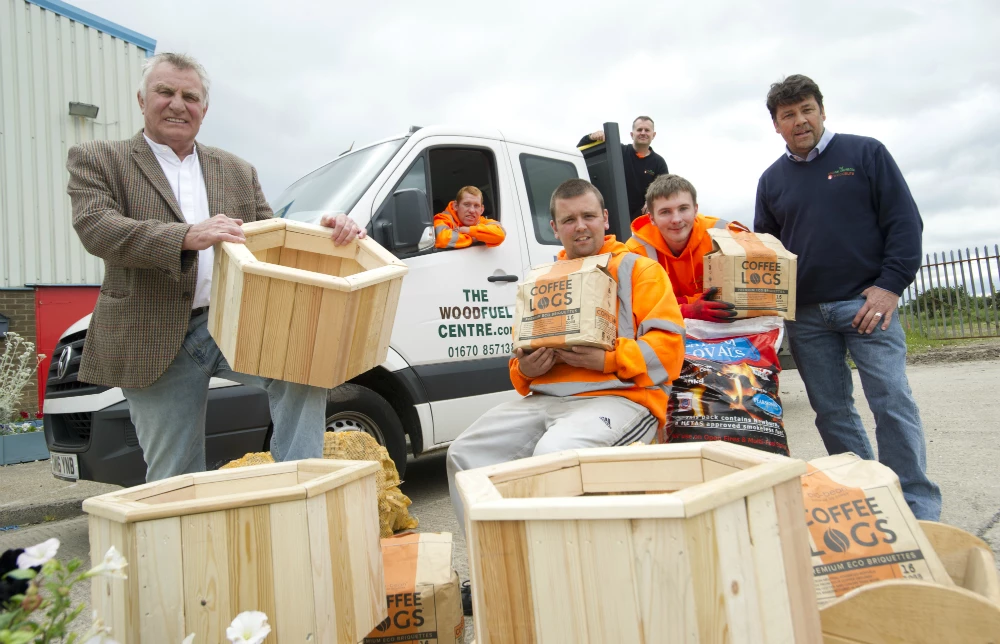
[[818, 520, 1000, 643], [456, 441, 822, 644], [208, 219, 408, 388], [83, 459, 386, 644]]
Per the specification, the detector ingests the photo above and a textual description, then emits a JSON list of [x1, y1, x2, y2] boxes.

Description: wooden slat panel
[[307, 288, 351, 387], [282, 283, 323, 383], [356, 281, 390, 372], [257, 278, 297, 379], [295, 248, 321, 273], [181, 511, 233, 642], [243, 228, 286, 253], [208, 245, 228, 338], [218, 254, 245, 362], [306, 494, 337, 642], [581, 457, 703, 493], [88, 517, 114, 634], [345, 280, 382, 379], [492, 466, 583, 499], [577, 519, 643, 643], [476, 521, 536, 643], [526, 520, 588, 642], [270, 500, 317, 641], [575, 443, 705, 463], [316, 253, 343, 277], [684, 511, 727, 643], [773, 479, 823, 642], [702, 459, 741, 481], [226, 506, 278, 633], [277, 246, 299, 268], [233, 274, 270, 374], [375, 276, 404, 361], [135, 517, 186, 642], [263, 246, 282, 264], [713, 499, 764, 643], [746, 488, 796, 643], [284, 230, 357, 258], [632, 518, 699, 642]]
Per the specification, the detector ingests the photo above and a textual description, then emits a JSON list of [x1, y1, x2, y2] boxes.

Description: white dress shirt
[[144, 134, 214, 309]]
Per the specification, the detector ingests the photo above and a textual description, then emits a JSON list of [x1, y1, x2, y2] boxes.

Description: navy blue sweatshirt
[[754, 133, 922, 305]]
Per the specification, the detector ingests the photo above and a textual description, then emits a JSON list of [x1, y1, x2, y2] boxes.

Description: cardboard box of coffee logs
[[513, 254, 617, 352], [705, 224, 798, 320]]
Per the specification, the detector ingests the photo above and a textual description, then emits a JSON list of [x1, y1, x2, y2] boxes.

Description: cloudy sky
[[78, 0, 999, 256]]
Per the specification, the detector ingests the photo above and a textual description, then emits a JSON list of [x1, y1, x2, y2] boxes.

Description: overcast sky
[[78, 0, 999, 256]]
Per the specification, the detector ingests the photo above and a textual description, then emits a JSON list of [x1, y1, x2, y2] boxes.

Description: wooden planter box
[[209, 219, 408, 388], [83, 459, 386, 644], [456, 442, 822, 644], [0, 430, 49, 465], [819, 521, 1000, 643]]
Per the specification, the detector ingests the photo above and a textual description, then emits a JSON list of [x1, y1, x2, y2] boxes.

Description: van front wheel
[[324, 383, 407, 477]]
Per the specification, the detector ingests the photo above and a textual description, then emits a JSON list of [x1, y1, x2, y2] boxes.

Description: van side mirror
[[376, 188, 432, 251]]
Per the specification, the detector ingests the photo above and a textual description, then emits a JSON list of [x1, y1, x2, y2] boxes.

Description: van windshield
[[271, 138, 405, 222]]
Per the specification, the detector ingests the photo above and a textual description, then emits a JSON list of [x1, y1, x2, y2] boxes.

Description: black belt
[[191, 306, 210, 318]]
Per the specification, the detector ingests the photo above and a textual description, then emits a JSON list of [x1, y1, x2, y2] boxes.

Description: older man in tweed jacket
[[67, 52, 363, 482]]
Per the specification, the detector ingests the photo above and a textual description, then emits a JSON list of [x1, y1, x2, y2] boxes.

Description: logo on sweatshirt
[[827, 166, 856, 180]]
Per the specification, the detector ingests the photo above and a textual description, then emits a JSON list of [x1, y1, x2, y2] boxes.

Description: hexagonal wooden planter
[[456, 442, 822, 644], [208, 219, 408, 388], [83, 459, 386, 643]]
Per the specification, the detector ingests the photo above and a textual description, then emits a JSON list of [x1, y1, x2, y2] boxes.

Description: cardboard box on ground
[[513, 254, 617, 352], [705, 224, 797, 320]]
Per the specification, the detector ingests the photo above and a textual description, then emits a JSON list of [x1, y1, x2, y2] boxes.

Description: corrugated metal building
[[0, 0, 155, 413]]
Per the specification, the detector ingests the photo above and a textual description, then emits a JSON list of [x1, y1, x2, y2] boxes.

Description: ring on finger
[[873, 312, 883, 318]]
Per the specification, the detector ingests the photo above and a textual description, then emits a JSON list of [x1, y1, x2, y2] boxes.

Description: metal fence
[[897, 245, 1000, 339]]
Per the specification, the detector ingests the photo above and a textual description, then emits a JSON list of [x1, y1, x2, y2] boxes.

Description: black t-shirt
[[578, 135, 669, 220]]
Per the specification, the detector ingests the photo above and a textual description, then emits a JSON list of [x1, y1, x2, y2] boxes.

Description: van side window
[[520, 154, 577, 245], [374, 147, 499, 258]]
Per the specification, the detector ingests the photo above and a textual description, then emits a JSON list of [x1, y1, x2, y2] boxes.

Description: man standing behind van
[[627, 174, 737, 322], [579, 116, 669, 221], [754, 74, 940, 520], [434, 186, 505, 249], [447, 179, 685, 529]]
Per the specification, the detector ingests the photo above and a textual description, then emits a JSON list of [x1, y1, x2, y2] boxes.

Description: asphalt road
[[3, 358, 998, 640]]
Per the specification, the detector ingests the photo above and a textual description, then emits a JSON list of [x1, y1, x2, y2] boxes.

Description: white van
[[43, 124, 639, 485]]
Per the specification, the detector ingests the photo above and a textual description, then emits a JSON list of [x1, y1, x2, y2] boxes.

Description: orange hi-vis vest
[[509, 236, 685, 428], [626, 213, 728, 304], [433, 201, 505, 249]]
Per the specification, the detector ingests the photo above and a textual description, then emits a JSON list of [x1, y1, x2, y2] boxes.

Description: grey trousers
[[122, 310, 329, 483], [447, 394, 656, 530]]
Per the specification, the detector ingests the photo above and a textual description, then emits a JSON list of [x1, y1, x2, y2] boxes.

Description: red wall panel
[[35, 286, 99, 410]]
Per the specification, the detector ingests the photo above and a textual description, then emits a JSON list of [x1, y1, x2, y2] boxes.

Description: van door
[[370, 136, 525, 445], [505, 144, 587, 268]]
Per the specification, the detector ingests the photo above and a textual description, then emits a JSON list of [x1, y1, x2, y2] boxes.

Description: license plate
[[50, 452, 79, 480]]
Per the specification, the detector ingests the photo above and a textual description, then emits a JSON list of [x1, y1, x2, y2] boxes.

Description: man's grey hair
[[138, 52, 211, 106]]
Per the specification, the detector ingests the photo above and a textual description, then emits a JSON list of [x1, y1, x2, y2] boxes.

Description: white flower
[[82, 635, 120, 644], [88, 545, 128, 580], [17, 538, 60, 568], [226, 611, 271, 644], [181, 635, 196, 644]]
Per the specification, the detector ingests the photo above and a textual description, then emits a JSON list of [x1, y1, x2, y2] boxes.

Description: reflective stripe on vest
[[530, 378, 634, 397], [616, 253, 638, 339], [637, 317, 686, 338], [635, 237, 657, 259], [637, 339, 670, 385], [713, 218, 729, 229]]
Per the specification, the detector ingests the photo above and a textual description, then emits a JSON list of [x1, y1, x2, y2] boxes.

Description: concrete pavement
[[0, 460, 119, 529]]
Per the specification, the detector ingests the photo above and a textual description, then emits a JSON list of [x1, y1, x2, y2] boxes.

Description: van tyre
[[325, 383, 407, 477]]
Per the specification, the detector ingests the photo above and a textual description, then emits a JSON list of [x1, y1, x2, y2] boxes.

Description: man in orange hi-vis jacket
[[447, 179, 686, 532], [627, 174, 738, 322], [433, 186, 505, 249]]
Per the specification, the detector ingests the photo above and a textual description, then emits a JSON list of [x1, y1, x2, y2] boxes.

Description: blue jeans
[[122, 310, 328, 482], [787, 297, 941, 520]]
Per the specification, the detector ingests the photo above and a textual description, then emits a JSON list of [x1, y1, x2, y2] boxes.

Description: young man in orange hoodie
[[433, 185, 505, 249], [447, 179, 686, 532], [626, 174, 738, 322]]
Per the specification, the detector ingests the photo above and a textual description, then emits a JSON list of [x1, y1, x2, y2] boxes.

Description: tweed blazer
[[67, 130, 273, 388]]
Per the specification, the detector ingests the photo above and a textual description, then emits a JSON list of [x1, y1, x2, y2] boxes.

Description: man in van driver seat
[[447, 179, 686, 530], [433, 185, 505, 249]]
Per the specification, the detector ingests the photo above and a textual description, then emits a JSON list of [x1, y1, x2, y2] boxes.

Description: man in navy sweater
[[754, 75, 941, 520]]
